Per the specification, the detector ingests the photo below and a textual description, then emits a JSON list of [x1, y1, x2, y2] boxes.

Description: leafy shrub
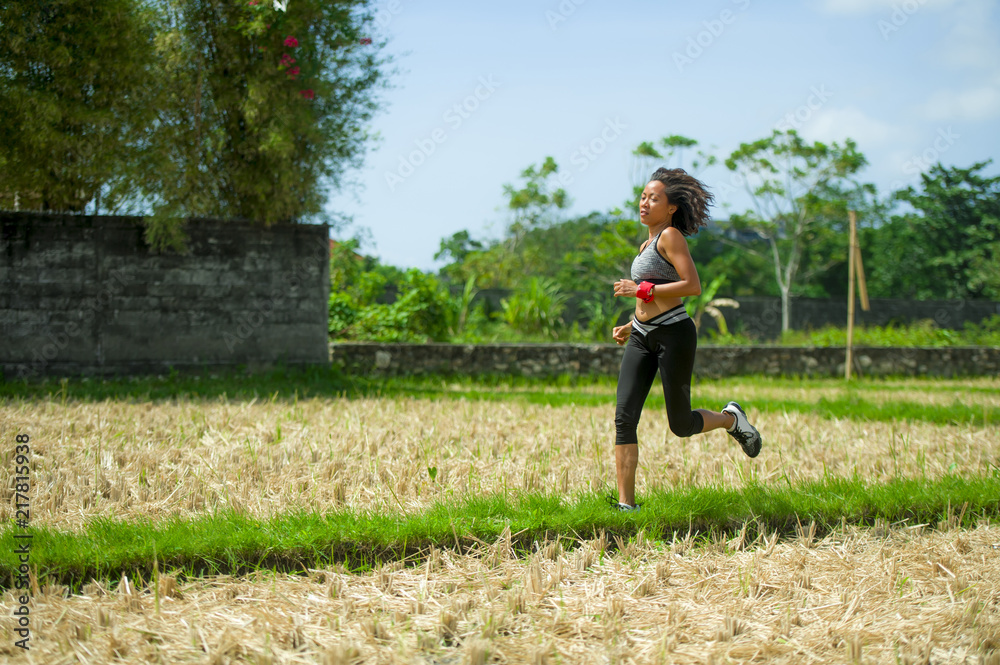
[[777, 318, 1000, 347], [329, 239, 368, 298], [578, 294, 627, 342], [328, 291, 358, 337], [702, 329, 758, 345], [329, 238, 459, 342], [500, 277, 568, 338], [961, 314, 1000, 346], [449, 302, 506, 343], [348, 269, 457, 342]]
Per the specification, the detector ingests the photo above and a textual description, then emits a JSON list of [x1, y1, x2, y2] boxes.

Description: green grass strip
[[389, 387, 997, 427], [0, 365, 356, 402], [3, 474, 998, 590], [737, 395, 996, 427], [3, 370, 996, 426]]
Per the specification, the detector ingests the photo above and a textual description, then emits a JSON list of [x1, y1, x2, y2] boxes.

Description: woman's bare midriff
[[634, 293, 683, 323]]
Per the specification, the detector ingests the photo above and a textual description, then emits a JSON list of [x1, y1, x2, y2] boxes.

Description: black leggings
[[615, 317, 704, 444]]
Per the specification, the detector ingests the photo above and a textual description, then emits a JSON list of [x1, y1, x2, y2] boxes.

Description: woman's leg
[[652, 319, 762, 454], [614, 330, 659, 506], [652, 319, 707, 438], [615, 444, 639, 507], [697, 408, 735, 433]]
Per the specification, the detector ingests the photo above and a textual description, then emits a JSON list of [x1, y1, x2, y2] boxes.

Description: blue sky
[[324, 0, 1000, 270]]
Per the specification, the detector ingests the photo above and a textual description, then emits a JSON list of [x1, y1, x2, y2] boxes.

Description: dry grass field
[[1, 381, 998, 531], [4, 523, 1000, 663], [1, 376, 999, 663]]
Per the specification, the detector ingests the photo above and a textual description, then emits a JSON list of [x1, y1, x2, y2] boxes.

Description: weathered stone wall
[[1, 212, 330, 378], [331, 342, 1000, 378]]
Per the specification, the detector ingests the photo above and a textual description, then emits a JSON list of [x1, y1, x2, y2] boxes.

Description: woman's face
[[639, 180, 677, 228]]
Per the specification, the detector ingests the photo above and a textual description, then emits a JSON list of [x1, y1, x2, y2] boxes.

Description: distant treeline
[[331, 144, 999, 343]]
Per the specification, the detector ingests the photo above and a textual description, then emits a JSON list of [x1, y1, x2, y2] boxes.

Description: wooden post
[[846, 210, 857, 380], [855, 243, 870, 312]]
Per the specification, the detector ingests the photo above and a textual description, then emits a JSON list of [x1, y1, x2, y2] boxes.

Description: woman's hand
[[613, 279, 638, 298], [612, 321, 632, 345]]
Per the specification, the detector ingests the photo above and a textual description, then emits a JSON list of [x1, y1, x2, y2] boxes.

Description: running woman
[[610, 167, 761, 511]]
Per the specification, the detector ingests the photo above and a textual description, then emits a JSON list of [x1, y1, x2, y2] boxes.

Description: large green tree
[[887, 161, 1000, 300], [502, 156, 569, 236], [725, 129, 868, 331], [789, 180, 890, 299], [131, 0, 392, 248], [1, 0, 392, 250], [0, 0, 159, 212], [440, 157, 570, 288]]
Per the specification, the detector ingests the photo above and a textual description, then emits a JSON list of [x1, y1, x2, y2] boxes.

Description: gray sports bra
[[630, 231, 680, 283]]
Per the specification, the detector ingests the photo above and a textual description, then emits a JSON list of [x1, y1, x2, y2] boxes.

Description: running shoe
[[605, 492, 641, 512], [722, 401, 762, 458]]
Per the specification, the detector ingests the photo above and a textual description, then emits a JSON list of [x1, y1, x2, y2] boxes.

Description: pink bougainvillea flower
[[359, 37, 372, 45], [286, 66, 300, 79], [280, 53, 295, 66], [284, 35, 298, 47], [299, 89, 314, 99], [248, 0, 258, 5]]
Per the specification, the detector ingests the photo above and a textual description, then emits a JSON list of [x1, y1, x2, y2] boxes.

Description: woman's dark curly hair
[[648, 167, 714, 236]]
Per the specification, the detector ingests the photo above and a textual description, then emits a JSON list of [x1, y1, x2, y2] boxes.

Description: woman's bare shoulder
[[658, 226, 688, 250]]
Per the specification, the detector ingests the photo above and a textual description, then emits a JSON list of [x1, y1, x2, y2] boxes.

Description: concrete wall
[[1, 212, 329, 378], [331, 342, 1000, 378]]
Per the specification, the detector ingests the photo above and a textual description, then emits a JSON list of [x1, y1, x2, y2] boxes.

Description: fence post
[[846, 211, 857, 380]]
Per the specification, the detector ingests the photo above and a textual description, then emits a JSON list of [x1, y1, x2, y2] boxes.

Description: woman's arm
[[612, 228, 701, 302], [651, 227, 701, 299], [612, 319, 632, 345]]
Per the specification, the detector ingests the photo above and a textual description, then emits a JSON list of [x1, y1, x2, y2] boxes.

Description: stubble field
[[1, 374, 999, 663]]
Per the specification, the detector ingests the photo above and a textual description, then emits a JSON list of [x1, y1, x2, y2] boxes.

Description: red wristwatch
[[636, 281, 655, 303]]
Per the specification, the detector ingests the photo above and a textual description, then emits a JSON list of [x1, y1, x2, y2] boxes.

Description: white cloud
[[796, 106, 898, 147], [819, 0, 956, 15], [938, 0, 1000, 69], [922, 81, 1000, 121]]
